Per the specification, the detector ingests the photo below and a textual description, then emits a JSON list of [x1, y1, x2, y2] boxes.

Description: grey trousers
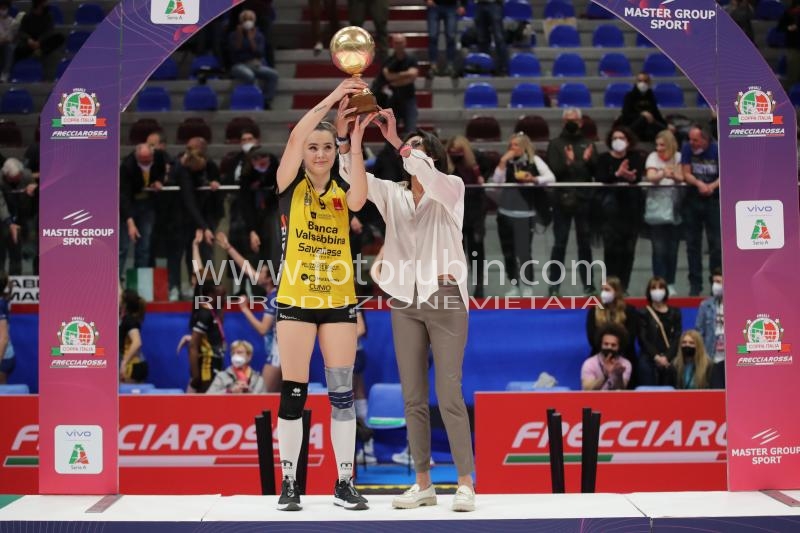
[[390, 282, 474, 476]]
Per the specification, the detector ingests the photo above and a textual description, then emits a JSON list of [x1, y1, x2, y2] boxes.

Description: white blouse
[[340, 150, 469, 307]]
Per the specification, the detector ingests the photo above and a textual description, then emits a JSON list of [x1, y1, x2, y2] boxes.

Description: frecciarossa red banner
[[475, 391, 728, 493], [1, 395, 336, 495]]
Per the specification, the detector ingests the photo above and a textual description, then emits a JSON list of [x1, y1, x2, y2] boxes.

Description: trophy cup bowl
[[330, 26, 379, 115]]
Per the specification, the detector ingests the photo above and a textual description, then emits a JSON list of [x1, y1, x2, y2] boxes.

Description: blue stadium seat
[[767, 27, 787, 48], [503, 0, 533, 21], [643, 53, 676, 76], [509, 52, 541, 77], [464, 82, 498, 108], [1, 88, 34, 114], [592, 24, 624, 48], [49, 3, 65, 24], [510, 83, 545, 108], [0, 384, 30, 394], [464, 52, 494, 76], [558, 83, 592, 108], [184, 85, 218, 111], [586, 3, 613, 19], [543, 0, 575, 19], [505, 382, 571, 391], [119, 383, 156, 394], [230, 84, 264, 110], [151, 57, 178, 81], [366, 383, 406, 429], [635, 385, 676, 391], [653, 82, 685, 107], [548, 25, 580, 47], [190, 54, 222, 79], [136, 86, 171, 112], [74, 3, 105, 25], [552, 53, 586, 76], [66, 30, 91, 55], [604, 83, 632, 108], [463, 0, 475, 19], [696, 93, 709, 108], [636, 33, 655, 48], [789, 84, 800, 107], [55, 58, 72, 80], [755, 0, 785, 21], [598, 52, 632, 77], [9, 58, 43, 83], [143, 388, 185, 394]]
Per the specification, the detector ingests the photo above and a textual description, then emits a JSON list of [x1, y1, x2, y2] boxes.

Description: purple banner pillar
[[594, 0, 800, 490], [38, 0, 240, 494]]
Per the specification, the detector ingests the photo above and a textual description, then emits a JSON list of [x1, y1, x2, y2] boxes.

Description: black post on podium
[[254, 410, 276, 495], [581, 408, 601, 493], [547, 408, 565, 493], [296, 410, 312, 495]]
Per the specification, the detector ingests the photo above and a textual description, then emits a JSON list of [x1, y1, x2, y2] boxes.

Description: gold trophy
[[330, 26, 379, 115]]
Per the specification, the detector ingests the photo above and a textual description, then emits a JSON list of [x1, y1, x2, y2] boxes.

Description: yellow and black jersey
[[276, 171, 355, 308]]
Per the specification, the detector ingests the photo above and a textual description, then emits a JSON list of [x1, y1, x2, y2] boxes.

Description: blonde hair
[[230, 340, 254, 356], [674, 330, 711, 389], [508, 132, 537, 161], [445, 135, 478, 168], [655, 129, 678, 160], [594, 276, 627, 327]]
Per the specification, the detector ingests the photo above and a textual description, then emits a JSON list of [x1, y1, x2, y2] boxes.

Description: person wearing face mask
[[619, 73, 667, 143], [337, 107, 477, 512], [238, 145, 281, 277], [665, 330, 712, 390], [637, 276, 683, 386], [681, 125, 720, 296], [227, 9, 279, 110], [696, 268, 725, 388], [0, 158, 33, 275], [585, 276, 639, 387], [581, 324, 632, 391], [490, 132, 555, 297], [595, 126, 645, 292], [119, 144, 166, 280], [545, 107, 597, 297], [207, 340, 266, 394]]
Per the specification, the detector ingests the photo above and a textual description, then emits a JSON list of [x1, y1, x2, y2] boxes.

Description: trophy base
[[348, 91, 380, 115]]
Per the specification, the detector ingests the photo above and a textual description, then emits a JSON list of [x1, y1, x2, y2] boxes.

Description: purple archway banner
[[594, 1, 799, 490], [39, 0, 239, 494]]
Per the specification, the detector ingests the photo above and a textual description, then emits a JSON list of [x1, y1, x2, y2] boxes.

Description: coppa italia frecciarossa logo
[[504, 418, 727, 465]]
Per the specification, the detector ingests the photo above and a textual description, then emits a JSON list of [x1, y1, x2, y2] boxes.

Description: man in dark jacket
[[119, 144, 166, 279], [545, 107, 597, 296], [619, 73, 667, 142]]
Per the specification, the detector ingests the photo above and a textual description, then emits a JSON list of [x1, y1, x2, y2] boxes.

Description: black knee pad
[[278, 381, 308, 420]]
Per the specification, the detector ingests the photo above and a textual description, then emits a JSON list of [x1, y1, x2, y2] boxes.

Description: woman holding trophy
[[336, 108, 476, 511], [272, 27, 376, 511]]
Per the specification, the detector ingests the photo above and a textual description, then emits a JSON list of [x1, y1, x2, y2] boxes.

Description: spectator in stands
[[681, 125, 720, 296], [545, 107, 597, 296], [0, 0, 19, 83], [216, 231, 282, 393], [637, 275, 682, 386], [13, 0, 64, 64], [227, 0, 275, 67], [309, 0, 339, 55], [474, 0, 508, 75], [348, 0, 389, 60], [645, 129, 684, 296], [490, 133, 555, 296], [665, 330, 712, 390], [0, 158, 34, 275], [207, 340, 266, 394], [426, 0, 466, 77], [119, 288, 148, 384], [586, 276, 639, 387], [177, 138, 223, 287], [696, 268, 725, 388], [595, 126, 644, 292], [581, 323, 632, 391], [228, 9, 279, 110], [0, 271, 14, 384], [447, 135, 488, 297], [224, 128, 261, 186], [779, 1, 800, 89], [619, 73, 667, 143], [374, 34, 419, 135], [119, 144, 166, 279], [725, 0, 754, 42]]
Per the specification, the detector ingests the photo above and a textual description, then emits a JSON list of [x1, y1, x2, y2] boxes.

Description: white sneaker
[[355, 448, 377, 465], [168, 287, 180, 302], [392, 483, 437, 509], [504, 285, 521, 297], [452, 485, 475, 512], [391, 447, 434, 466]]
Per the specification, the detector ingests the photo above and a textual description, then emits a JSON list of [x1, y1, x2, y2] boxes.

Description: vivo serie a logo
[[150, 0, 199, 24]]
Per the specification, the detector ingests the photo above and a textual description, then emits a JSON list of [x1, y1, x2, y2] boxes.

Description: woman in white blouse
[[337, 105, 475, 512]]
